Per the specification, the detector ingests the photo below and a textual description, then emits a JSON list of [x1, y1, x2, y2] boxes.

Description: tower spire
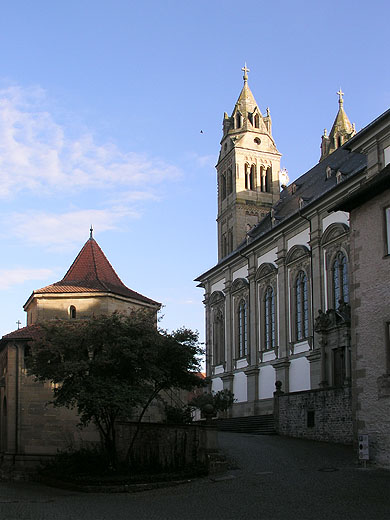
[[90, 225, 93, 239], [320, 89, 356, 161]]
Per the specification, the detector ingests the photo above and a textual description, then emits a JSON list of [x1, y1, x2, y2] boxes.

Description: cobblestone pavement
[[1, 432, 389, 520]]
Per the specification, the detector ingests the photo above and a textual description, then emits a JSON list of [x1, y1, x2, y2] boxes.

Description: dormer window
[[235, 113, 241, 129], [326, 166, 332, 179], [336, 170, 342, 184], [69, 305, 76, 319], [298, 197, 304, 210], [291, 183, 297, 194]]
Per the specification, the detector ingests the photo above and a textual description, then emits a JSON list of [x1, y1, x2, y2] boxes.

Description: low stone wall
[[116, 422, 218, 470], [275, 386, 352, 444]]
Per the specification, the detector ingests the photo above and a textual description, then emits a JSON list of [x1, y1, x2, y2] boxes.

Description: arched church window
[[221, 174, 227, 200], [264, 286, 275, 349], [254, 114, 260, 128], [213, 311, 225, 365], [245, 164, 250, 190], [69, 306, 77, 319], [265, 167, 272, 192], [238, 299, 248, 358], [227, 169, 233, 194], [337, 135, 342, 148], [235, 113, 241, 129], [250, 165, 255, 190], [332, 252, 349, 308], [295, 271, 308, 341]]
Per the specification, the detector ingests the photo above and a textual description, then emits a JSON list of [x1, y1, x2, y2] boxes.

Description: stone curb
[[36, 474, 196, 493]]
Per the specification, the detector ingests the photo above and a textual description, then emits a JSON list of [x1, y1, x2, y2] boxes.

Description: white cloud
[[5, 208, 136, 250], [0, 268, 54, 290], [190, 152, 215, 168], [0, 85, 181, 198]]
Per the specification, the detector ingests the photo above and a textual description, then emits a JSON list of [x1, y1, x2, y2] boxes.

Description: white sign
[[358, 434, 369, 460]]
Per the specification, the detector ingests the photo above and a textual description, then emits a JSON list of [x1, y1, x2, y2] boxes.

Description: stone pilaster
[[221, 373, 234, 394], [309, 214, 323, 350], [272, 358, 291, 393], [224, 270, 233, 372], [275, 239, 288, 358], [245, 367, 259, 402], [306, 348, 322, 388], [247, 255, 257, 367]]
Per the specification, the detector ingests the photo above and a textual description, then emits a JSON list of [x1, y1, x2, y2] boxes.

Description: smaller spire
[[90, 225, 93, 239], [242, 62, 250, 83]]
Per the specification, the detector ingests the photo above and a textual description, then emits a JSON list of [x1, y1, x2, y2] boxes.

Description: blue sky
[[0, 0, 389, 339]]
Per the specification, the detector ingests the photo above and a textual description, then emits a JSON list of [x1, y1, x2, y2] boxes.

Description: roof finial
[[242, 62, 250, 83], [337, 88, 344, 106], [90, 225, 93, 239]]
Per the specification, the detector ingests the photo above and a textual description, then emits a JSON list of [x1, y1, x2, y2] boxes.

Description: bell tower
[[216, 65, 282, 260]]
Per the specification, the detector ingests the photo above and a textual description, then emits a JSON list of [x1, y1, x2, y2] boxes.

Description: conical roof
[[235, 80, 261, 117], [27, 236, 159, 306], [329, 103, 354, 140]]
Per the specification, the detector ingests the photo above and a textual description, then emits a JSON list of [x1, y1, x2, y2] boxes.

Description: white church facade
[[196, 67, 390, 423]]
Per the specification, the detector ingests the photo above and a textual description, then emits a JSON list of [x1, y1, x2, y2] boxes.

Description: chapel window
[[264, 286, 275, 350], [254, 114, 260, 128], [250, 165, 255, 190], [332, 252, 349, 308], [296, 271, 308, 341], [238, 299, 248, 358], [69, 305, 77, 319], [236, 113, 241, 129]]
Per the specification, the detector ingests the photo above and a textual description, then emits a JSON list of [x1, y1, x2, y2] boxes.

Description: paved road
[[1, 432, 389, 520]]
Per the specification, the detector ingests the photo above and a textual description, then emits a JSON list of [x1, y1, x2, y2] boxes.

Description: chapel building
[[0, 232, 160, 470]]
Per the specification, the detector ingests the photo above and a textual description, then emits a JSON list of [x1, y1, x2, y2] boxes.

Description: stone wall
[[275, 386, 352, 444], [116, 422, 217, 470]]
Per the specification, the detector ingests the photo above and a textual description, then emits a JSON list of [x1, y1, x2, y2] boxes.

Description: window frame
[[237, 298, 248, 358], [295, 270, 309, 342], [331, 251, 349, 308]]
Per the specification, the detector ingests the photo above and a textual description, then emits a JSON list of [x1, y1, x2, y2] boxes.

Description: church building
[[0, 232, 160, 470], [196, 66, 390, 453]]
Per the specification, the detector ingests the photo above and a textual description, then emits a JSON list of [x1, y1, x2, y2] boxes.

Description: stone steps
[[216, 414, 276, 435]]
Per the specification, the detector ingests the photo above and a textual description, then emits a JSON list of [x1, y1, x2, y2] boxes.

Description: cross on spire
[[16, 320, 21, 329], [90, 225, 93, 239], [337, 88, 344, 105], [242, 63, 250, 82]]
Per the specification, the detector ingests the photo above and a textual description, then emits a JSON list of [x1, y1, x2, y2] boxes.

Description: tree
[[26, 312, 204, 468], [189, 389, 235, 415]]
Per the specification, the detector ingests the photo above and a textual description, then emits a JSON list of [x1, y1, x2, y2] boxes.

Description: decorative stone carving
[[285, 245, 310, 265], [321, 222, 349, 246]]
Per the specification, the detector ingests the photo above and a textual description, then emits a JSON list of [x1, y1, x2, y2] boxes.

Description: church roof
[[246, 147, 366, 242], [26, 236, 160, 307], [1, 325, 41, 342]]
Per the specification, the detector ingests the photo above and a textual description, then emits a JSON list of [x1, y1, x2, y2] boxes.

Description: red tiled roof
[[27, 238, 160, 306], [1, 325, 41, 342]]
